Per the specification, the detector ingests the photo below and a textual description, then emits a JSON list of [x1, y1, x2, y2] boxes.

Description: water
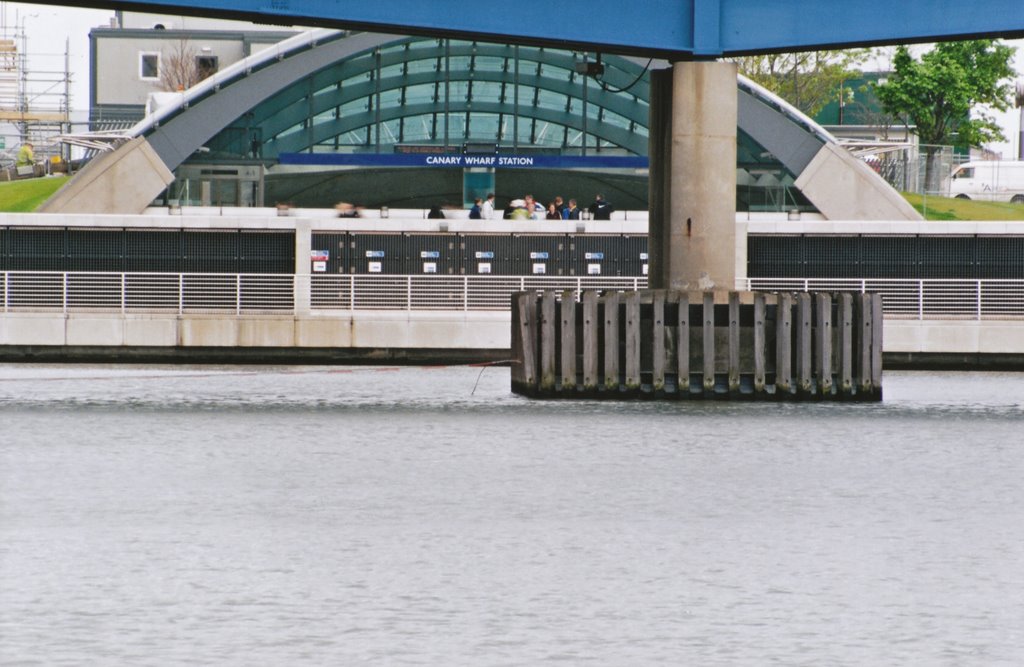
[[1, 365, 1023, 665]]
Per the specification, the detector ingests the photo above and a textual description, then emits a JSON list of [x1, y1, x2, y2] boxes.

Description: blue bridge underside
[[28, 0, 1024, 56]]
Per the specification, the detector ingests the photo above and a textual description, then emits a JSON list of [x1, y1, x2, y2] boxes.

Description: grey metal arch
[[143, 31, 403, 171]]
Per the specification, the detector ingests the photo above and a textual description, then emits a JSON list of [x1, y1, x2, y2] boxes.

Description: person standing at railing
[[588, 193, 614, 220], [523, 194, 544, 220], [481, 193, 496, 220]]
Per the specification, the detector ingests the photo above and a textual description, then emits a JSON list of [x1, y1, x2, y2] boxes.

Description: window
[[195, 55, 219, 81], [140, 53, 160, 80]]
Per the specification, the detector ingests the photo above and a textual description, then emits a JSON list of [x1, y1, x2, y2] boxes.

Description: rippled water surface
[[2, 365, 1023, 665]]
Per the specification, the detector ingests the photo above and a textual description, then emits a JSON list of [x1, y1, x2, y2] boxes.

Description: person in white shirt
[[481, 193, 496, 220]]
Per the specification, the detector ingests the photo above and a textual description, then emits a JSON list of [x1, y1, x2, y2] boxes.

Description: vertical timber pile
[[511, 290, 883, 401]]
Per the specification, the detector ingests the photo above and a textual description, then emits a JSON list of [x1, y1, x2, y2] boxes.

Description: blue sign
[[530, 252, 549, 260], [420, 250, 440, 258], [280, 153, 648, 170], [585, 252, 605, 260], [475, 251, 495, 259], [366, 250, 385, 258]]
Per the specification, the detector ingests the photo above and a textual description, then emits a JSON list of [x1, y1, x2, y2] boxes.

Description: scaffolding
[[0, 12, 72, 168]]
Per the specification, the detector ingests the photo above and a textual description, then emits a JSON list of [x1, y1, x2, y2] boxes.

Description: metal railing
[[2, 272, 1023, 320], [0, 272, 296, 314], [744, 278, 1024, 320], [310, 275, 647, 311], [0, 272, 646, 314]]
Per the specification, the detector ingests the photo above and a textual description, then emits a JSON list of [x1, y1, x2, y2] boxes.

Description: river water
[[1, 365, 1022, 665]]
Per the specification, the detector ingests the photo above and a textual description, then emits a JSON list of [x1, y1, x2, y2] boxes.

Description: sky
[[3, 1, 1023, 158]]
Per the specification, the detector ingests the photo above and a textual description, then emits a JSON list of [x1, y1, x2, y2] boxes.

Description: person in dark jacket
[[588, 194, 614, 220]]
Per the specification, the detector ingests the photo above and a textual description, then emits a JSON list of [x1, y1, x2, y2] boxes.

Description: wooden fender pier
[[511, 290, 883, 401]]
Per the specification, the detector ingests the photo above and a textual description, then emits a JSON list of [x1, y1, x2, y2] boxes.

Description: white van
[[949, 161, 1024, 203]]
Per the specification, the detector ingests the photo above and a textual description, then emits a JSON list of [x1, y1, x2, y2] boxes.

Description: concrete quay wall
[[2, 311, 1024, 369], [0, 311, 508, 363]]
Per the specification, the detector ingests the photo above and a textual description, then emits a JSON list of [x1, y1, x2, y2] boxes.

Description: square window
[[195, 55, 219, 80], [140, 53, 160, 80]]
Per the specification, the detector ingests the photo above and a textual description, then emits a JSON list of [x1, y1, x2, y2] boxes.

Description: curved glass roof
[[205, 38, 651, 158]]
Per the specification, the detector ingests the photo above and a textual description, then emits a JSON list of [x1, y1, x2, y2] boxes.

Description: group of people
[[468, 193, 614, 221]]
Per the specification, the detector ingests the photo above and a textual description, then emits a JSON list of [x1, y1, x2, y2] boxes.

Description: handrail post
[[977, 280, 982, 321]]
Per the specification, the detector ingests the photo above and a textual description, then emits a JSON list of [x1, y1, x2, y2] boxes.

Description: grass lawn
[[0, 176, 69, 212], [902, 192, 1024, 221]]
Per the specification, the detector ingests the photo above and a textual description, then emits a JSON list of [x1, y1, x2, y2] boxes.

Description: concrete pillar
[[294, 220, 312, 316], [647, 68, 673, 289], [667, 60, 738, 291]]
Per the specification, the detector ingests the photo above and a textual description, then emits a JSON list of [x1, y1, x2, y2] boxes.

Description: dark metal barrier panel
[[0, 228, 6, 271], [918, 236, 975, 279], [860, 236, 918, 279], [311, 232, 349, 274], [747, 235, 801, 277], [568, 234, 625, 276], [803, 235, 860, 278], [7, 228, 66, 272], [239, 230, 295, 274], [183, 230, 239, 273], [977, 236, 1024, 279], [350, 233, 404, 274], [621, 234, 649, 277], [458, 234, 514, 275], [126, 230, 183, 273], [511, 234, 568, 276], [404, 233, 458, 275], [67, 229, 124, 272]]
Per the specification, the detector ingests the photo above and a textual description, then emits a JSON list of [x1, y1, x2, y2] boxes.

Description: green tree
[[733, 50, 870, 118], [874, 40, 1016, 191]]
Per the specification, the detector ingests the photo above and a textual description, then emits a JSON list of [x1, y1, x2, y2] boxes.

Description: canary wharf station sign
[[278, 153, 648, 169]]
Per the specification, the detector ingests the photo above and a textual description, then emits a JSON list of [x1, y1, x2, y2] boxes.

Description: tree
[[874, 40, 1016, 192], [733, 50, 870, 118], [160, 39, 200, 92]]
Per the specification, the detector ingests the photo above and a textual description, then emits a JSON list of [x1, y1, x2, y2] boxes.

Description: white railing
[[3, 272, 1023, 320], [743, 278, 1024, 320], [310, 275, 647, 311], [0, 272, 296, 314], [0, 272, 646, 314]]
